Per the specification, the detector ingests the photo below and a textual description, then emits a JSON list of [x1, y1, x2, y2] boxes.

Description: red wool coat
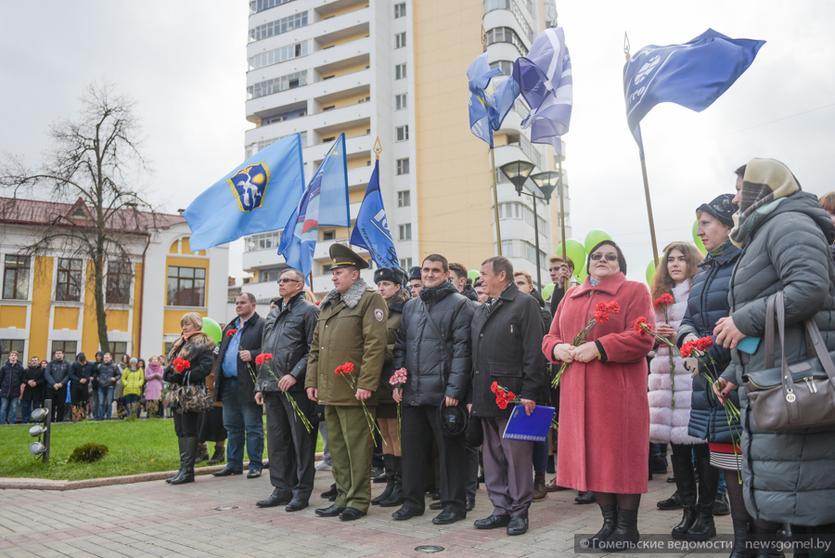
[[542, 272, 654, 494]]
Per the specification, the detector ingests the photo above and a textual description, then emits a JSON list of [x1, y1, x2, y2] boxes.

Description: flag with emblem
[[350, 158, 399, 269], [184, 134, 305, 250], [278, 134, 350, 280]]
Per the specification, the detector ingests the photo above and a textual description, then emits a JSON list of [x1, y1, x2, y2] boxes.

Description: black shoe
[[602, 509, 640, 550], [432, 509, 465, 525], [169, 468, 195, 485], [285, 497, 309, 512], [671, 506, 698, 539], [583, 505, 617, 549], [256, 489, 292, 508], [667, 476, 676, 483], [321, 483, 338, 501], [196, 442, 209, 463], [466, 494, 475, 512], [377, 457, 403, 508], [657, 491, 683, 510], [392, 505, 424, 521], [170, 437, 197, 485], [372, 480, 395, 506], [474, 514, 510, 530], [685, 506, 716, 541], [207, 446, 225, 466], [575, 491, 596, 505], [315, 503, 345, 517], [713, 493, 730, 516], [247, 468, 262, 479], [507, 515, 528, 536], [339, 507, 366, 521], [213, 465, 243, 477], [429, 501, 443, 511], [370, 466, 385, 481]]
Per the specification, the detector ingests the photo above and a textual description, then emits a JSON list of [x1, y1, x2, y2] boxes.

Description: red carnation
[[506, 390, 517, 401], [172, 357, 191, 373], [496, 397, 509, 410], [680, 341, 695, 358], [226, 328, 237, 337], [593, 300, 621, 324], [654, 293, 675, 309], [632, 316, 649, 334], [490, 381, 499, 395], [255, 353, 273, 366], [335, 362, 355, 376], [695, 336, 713, 351]]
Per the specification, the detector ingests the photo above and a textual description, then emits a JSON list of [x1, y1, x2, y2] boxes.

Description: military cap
[[329, 243, 369, 270], [408, 266, 422, 281], [374, 267, 407, 286]]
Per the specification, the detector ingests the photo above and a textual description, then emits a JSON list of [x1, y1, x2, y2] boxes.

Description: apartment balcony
[[248, 4, 369, 43], [246, 101, 371, 145], [242, 246, 284, 272], [314, 0, 368, 19], [247, 37, 371, 86], [247, 69, 371, 119], [304, 133, 372, 161]]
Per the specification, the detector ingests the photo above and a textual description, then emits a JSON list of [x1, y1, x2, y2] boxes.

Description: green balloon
[[555, 239, 586, 276], [692, 221, 707, 255], [541, 282, 555, 302], [202, 317, 222, 344], [575, 266, 588, 284], [646, 260, 657, 286], [584, 229, 613, 254], [467, 269, 480, 283]]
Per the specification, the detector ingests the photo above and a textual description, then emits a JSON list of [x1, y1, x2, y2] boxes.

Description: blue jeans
[[0, 397, 19, 424], [97, 386, 115, 419], [20, 400, 41, 422], [221, 378, 263, 471]]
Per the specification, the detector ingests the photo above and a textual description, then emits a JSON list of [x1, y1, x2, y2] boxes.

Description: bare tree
[[1, 84, 157, 354]]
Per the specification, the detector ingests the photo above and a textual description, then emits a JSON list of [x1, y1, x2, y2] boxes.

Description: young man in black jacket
[[44, 350, 71, 422]]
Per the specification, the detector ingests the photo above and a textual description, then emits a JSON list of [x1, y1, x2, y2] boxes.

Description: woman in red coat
[[542, 240, 654, 549]]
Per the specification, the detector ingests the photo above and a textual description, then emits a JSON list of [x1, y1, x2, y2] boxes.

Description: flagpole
[[557, 157, 568, 291], [625, 33, 660, 266], [490, 146, 503, 256]]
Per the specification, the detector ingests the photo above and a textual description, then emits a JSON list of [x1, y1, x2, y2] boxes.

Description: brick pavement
[[0, 468, 731, 558]]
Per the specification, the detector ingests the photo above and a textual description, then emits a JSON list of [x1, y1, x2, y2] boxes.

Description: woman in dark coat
[[164, 312, 215, 485]]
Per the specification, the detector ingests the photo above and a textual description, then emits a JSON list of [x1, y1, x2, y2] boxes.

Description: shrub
[[67, 442, 109, 463]]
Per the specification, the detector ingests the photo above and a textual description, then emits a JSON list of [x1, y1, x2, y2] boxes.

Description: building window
[[106, 261, 132, 304], [322, 230, 336, 241], [395, 125, 409, 141], [262, 107, 307, 125], [484, 26, 527, 55], [167, 266, 206, 307], [395, 93, 407, 110], [394, 2, 406, 18], [489, 60, 514, 75], [398, 223, 412, 241], [250, 11, 308, 42], [2, 254, 30, 300], [0, 339, 24, 364], [395, 63, 407, 80], [397, 190, 411, 207], [55, 258, 82, 302], [396, 158, 410, 175], [247, 70, 308, 100], [261, 268, 281, 283], [109, 341, 127, 363], [399, 257, 413, 269], [245, 231, 280, 252], [248, 41, 308, 69], [395, 32, 406, 49], [249, 0, 295, 14], [51, 340, 77, 358]]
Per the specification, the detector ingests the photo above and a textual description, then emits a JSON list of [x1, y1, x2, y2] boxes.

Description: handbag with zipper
[[743, 291, 835, 432]]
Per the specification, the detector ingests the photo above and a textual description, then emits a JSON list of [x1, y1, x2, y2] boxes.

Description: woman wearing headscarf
[[143, 356, 165, 418], [647, 242, 705, 539], [164, 312, 215, 485], [542, 240, 655, 548], [715, 158, 835, 547]]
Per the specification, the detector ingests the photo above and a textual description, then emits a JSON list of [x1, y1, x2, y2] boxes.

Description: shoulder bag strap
[[764, 294, 777, 368], [774, 292, 797, 404], [804, 318, 835, 386], [418, 299, 452, 361]]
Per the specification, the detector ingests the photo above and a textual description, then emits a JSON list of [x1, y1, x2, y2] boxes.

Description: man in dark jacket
[[0, 351, 24, 424], [20, 355, 45, 422], [255, 269, 319, 511], [470, 256, 545, 536], [214, 292, 264, 478], [548, 256, 574, 316], [449, 262, 478, 302], [391, 254, 474, 525], [45, 350, 71, 422], [94, 353, 121, 420]]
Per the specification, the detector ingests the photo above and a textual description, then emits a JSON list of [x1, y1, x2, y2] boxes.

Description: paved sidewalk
[[0, 470, 730, 558]]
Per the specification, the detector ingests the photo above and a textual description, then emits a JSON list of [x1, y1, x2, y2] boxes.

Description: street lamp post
[[499, 161, 558, 292]]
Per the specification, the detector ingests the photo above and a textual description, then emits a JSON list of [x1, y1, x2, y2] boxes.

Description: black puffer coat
[[678, 242, 741, 443], [393, 282, 473, 406]]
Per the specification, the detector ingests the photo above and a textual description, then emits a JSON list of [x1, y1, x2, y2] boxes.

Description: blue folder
[[502, 405, 556, 442]]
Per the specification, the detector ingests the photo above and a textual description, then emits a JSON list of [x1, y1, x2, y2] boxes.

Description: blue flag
[[184, 134, 305, 250], [467, 53, 520, 147], [513, 27, 573, 154], [624, 28, 765, 152], [350, 160, 399, 269], [278, 134, 350, 280]]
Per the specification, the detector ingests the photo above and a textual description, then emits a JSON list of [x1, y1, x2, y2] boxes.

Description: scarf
[[731, 158, 801, 246]]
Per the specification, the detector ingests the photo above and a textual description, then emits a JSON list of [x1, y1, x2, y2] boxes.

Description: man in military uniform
[[306, 244, 388, 521]]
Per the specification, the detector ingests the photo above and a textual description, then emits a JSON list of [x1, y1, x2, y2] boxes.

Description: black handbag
[[744, 291, 835, 432]]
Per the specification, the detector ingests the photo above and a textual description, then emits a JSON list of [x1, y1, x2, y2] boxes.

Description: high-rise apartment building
[[242, 0, 570, 299]]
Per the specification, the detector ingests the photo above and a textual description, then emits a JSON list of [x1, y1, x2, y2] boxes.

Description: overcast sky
[[1, 1, 833, 282]]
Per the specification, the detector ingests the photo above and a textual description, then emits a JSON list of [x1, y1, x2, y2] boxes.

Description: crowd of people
[[3, 157, 835, 553]]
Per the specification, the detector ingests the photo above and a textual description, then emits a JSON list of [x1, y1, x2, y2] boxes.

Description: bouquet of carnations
[[551, 301, 620, 388], [490, 381, 521, 410], [389, 367, 408, 430], [652, 293, 678, 409], [171, 357, 191, 373], [336, 362, 386, 447]]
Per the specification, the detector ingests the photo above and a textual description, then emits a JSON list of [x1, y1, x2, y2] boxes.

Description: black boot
[[371, 455, 395, 506], [196, 442, 209, 463], [670, 445, 698, 539], [582, 504, 617, 549], [729, 518, 755, 558], [170, 437, 197, 485], [166, 437, 187, 483], [685, 504, 716, 541], [378, 456, 403, 507], [657, 490, 683, 510], [603, 508, 640, 551], [207, 443, 225, 466]]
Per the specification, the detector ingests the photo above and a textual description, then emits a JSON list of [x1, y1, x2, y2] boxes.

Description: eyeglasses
[[590, 253, 618, 262], [278, 278, 301, 284]]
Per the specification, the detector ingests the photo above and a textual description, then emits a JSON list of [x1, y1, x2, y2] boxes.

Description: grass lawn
[[0, 418, 323, 481]]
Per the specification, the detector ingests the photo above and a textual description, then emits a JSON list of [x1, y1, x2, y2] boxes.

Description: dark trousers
[[482, 416, 533, 518], [670, 443, 717, 509], [173, 410, 203, 438], [48, 388, 67, 422], [401, 405, 468, 514], [466, 445, 480, 500], [263, 390, 318, 500]]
